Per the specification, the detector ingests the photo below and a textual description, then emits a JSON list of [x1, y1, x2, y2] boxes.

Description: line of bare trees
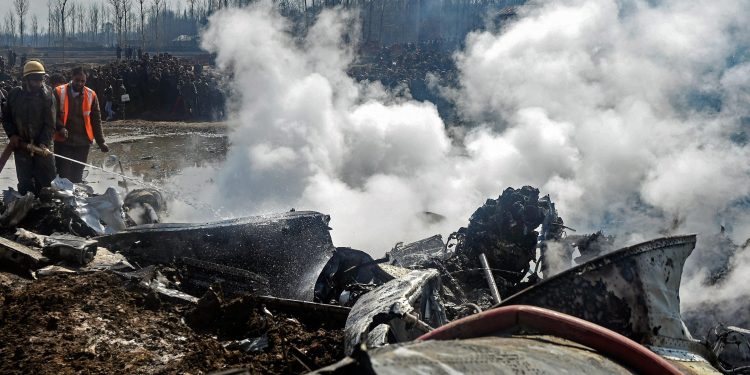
[[1, 0, 198, 50], [1, 0, 525, 50]]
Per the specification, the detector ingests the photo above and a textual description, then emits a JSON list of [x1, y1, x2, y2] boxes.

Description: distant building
[[170, 35, 199, 49]]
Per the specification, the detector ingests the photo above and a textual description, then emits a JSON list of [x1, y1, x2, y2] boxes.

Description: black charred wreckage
[[0, 182, 748, 374]]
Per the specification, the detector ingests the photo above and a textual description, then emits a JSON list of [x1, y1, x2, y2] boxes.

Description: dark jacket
[[2, 85, 56, 147]]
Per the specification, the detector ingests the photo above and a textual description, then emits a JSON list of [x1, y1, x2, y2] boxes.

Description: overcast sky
[[0, 0, 182, 32]]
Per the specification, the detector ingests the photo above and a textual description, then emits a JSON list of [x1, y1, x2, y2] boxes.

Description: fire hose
[[418, 305, 683, 375]]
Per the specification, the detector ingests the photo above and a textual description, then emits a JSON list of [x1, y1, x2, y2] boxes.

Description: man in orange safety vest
[[54, 66, 109, 183]]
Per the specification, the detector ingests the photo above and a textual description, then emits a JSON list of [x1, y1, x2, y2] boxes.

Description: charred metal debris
[[0, 183, 747, 374]]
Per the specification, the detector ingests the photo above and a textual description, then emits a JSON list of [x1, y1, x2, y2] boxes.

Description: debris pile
[[0, 182, 748, 374], [458, 186, 549, 285], [0, 272, 344, 374]]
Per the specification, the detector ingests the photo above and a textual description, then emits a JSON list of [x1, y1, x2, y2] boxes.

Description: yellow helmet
[[22, 60, 46, 78]]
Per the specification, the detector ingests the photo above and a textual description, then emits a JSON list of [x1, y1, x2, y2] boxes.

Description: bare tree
[[89, 4, 99, 43], [100, 3, 108, 45], [101, 3, 111, 46], [77, 3, 84, 40], [47, 0, 53, 46], [69, 2, 76, 39], [123, 0, 133, 42], [2, 17, 8, 46], [2, 14, 9, 46], [107, 0, 123, 46], [14, 0, 29, 45], [31, 14, 38, 46], [188, 0, 197, 21], [138, 0, 147, 48], [152, 0, 162, 52], [5, 11, 17, 47], [56, 0, 69, 59]]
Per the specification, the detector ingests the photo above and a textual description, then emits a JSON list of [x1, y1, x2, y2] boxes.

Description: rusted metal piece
[[498, 235, 702, 354], [97, 211, 335, 301], [479, 253, 502, 304]]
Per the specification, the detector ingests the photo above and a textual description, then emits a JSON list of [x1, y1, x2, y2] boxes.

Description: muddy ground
[[0, 271, 344, 374], [0, 119, 227, 190]]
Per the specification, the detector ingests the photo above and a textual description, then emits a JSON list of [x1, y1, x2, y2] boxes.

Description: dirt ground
[[0, 271, 345, 374]]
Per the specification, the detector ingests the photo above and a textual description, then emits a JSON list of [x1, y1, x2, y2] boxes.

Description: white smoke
[[191, 3, 477, 252], [450, 0, 750, 317], [184, 0, 750, 316], [456, 0, 750, 234]]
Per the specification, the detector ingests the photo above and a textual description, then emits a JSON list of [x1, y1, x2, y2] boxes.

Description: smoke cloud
[[188, 3, 474, 253], [449, 0, 750, 316], [177, 0, 750, 321]]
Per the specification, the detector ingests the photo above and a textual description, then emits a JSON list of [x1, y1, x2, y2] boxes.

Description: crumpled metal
[[51, 177, 126, 235]]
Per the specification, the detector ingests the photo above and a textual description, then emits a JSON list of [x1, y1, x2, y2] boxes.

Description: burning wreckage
[[0, 183, 749, 374]]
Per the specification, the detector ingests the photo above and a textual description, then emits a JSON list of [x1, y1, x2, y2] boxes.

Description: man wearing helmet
[[0, 60, 56, 195]]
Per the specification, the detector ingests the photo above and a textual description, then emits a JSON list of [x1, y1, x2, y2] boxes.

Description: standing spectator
[[49, 73, 67, 88], [117, 79, 128, 119], [182, 80, 198, 117], [103, 84, 114, 121], [8, 50, 17, 71], [53, 66, 109, 183]]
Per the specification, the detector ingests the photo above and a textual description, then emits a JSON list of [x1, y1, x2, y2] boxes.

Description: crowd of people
[[1, 41, 459, 123], [116, 45, 143, 61], [1, 52, 226, 121], [0, 49, 28, 77], [350, 40, 457, 91], [84, 53, 227, 121], [349, 40, 458, 121]]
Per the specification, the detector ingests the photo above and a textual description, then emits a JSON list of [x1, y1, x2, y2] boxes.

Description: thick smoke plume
[[187, 1, 513, 254], [181, 0, 750, 321], [449, 0, 750, 318]]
